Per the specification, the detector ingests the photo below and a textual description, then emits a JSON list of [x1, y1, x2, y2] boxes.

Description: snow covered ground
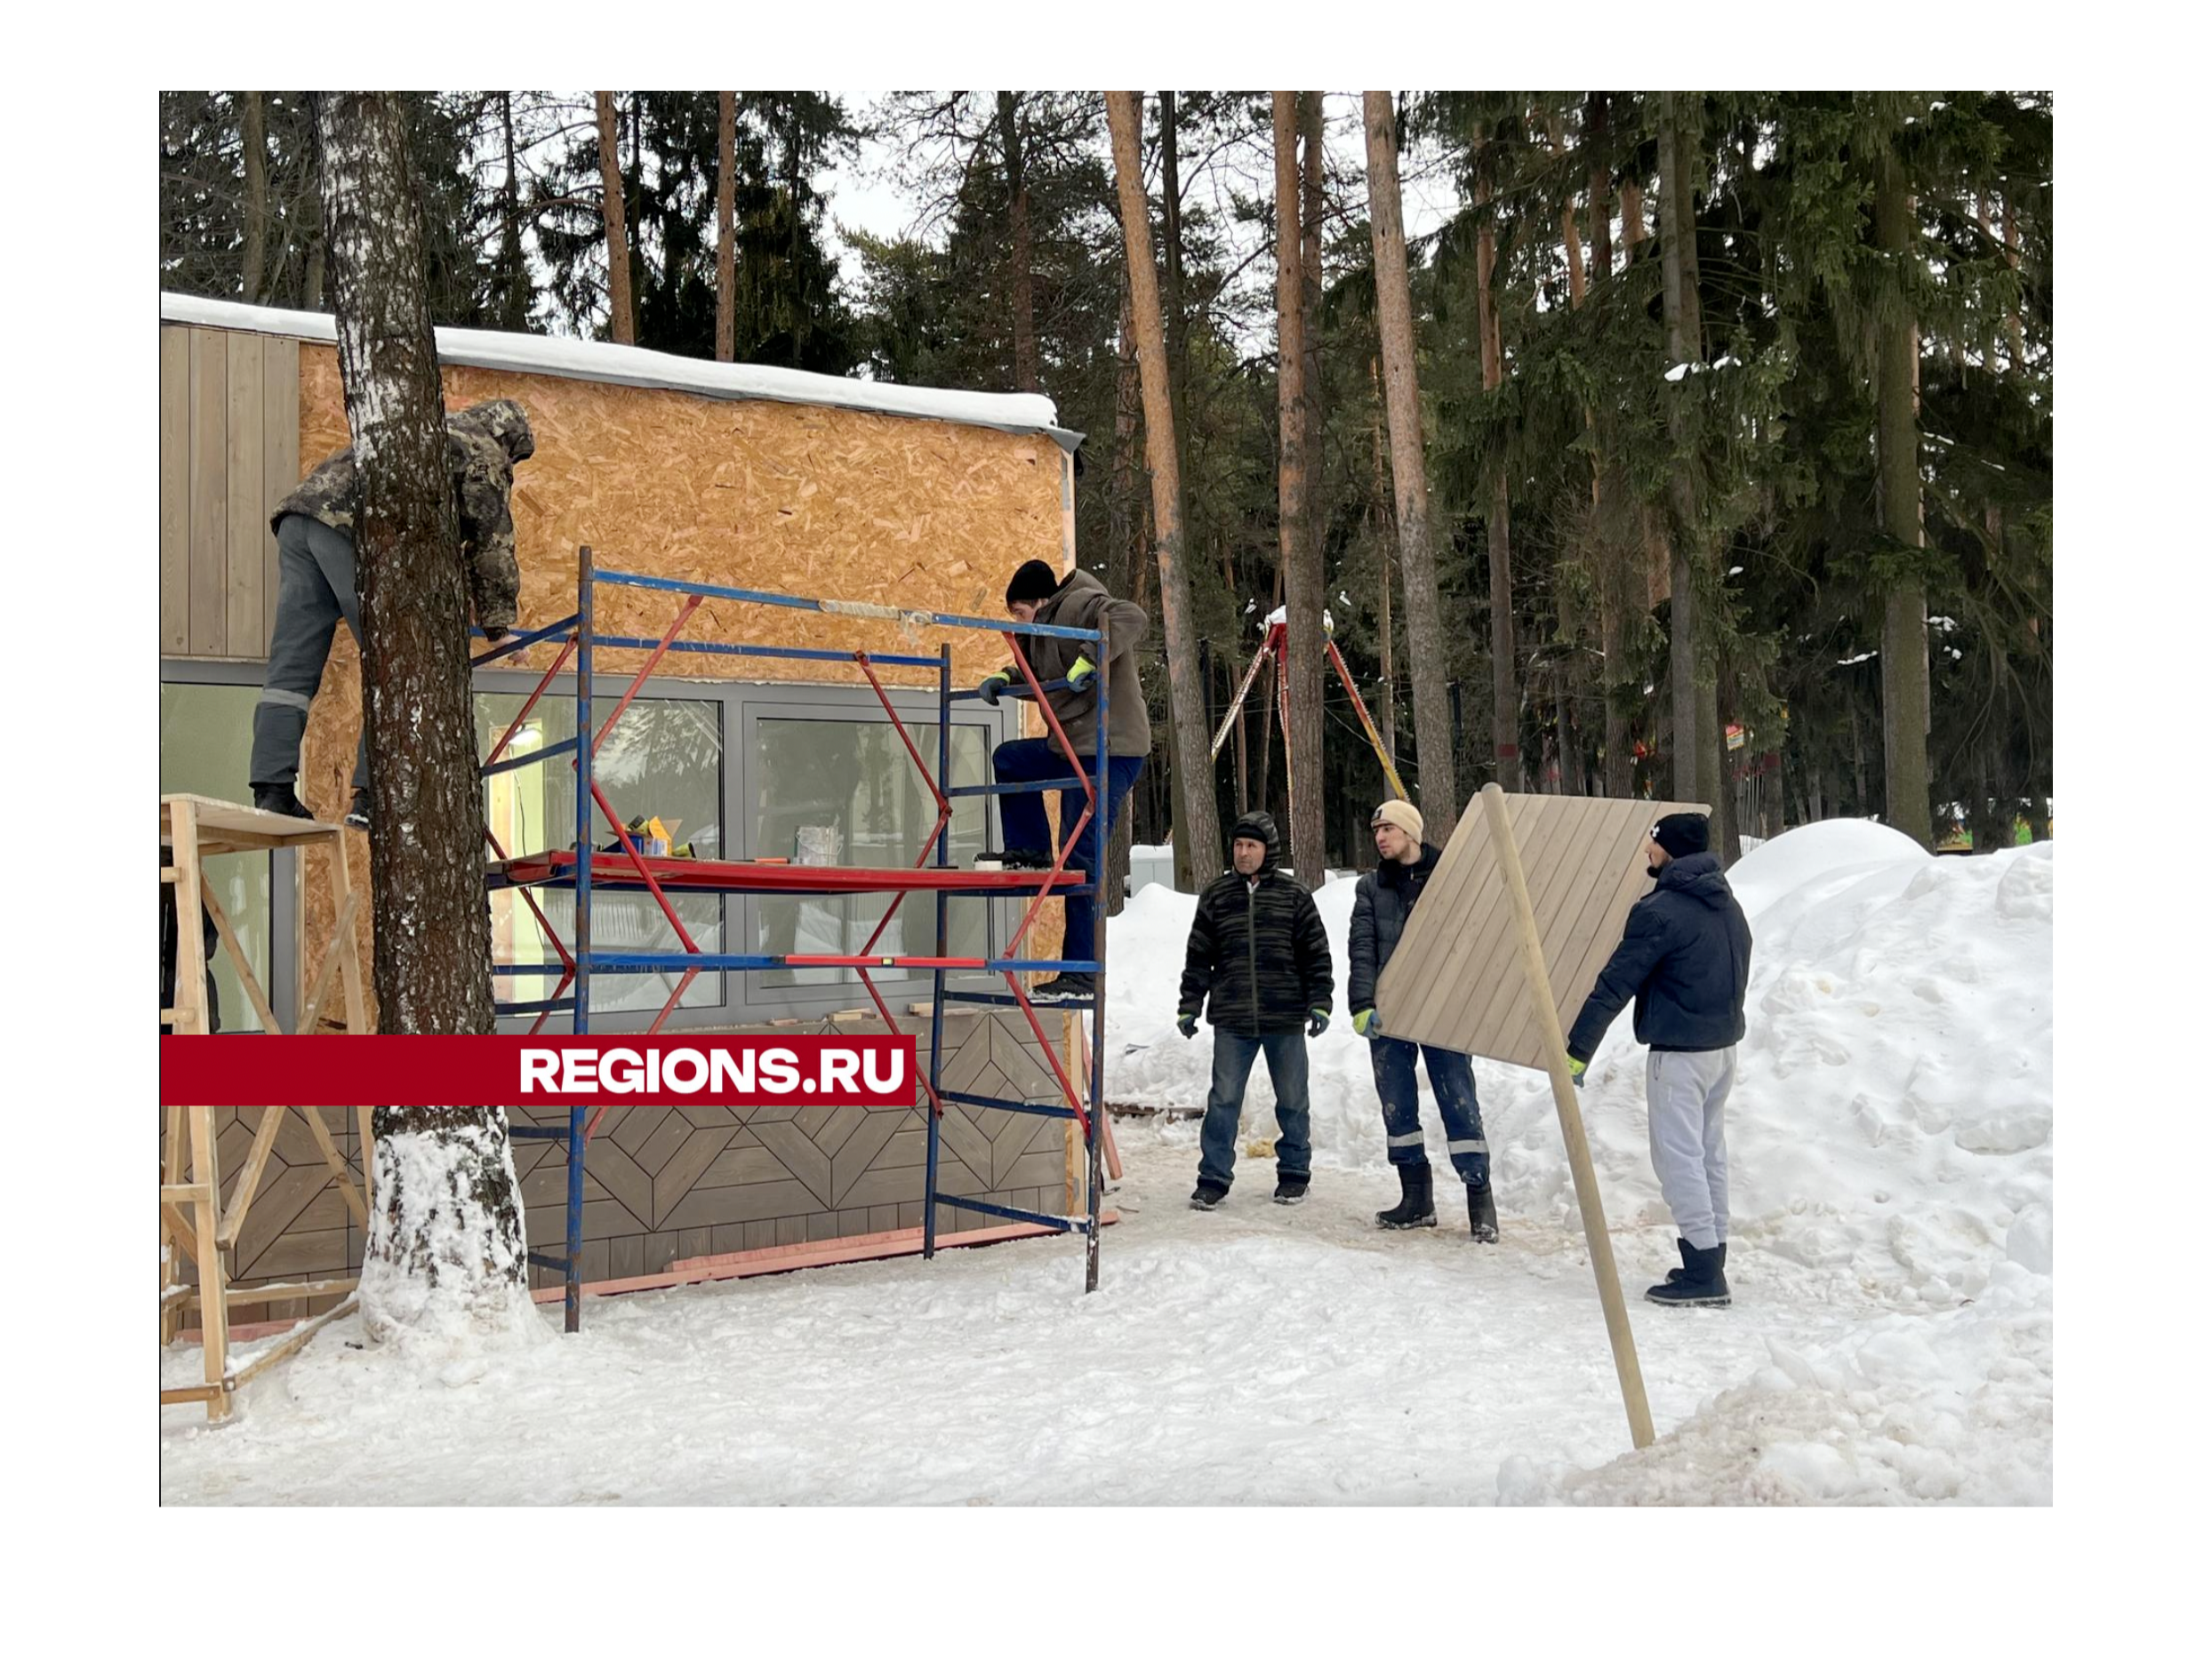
[[161, 821, 2052, 1505]]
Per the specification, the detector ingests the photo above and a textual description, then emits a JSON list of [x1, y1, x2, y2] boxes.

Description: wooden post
[[333, 832, 368, 1035], [160, 1107, 188, 1346], [186, 1105, 232, 1423], [1478, 783, 1654, 1450]]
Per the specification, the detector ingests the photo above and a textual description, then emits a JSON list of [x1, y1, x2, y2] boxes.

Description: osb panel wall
[[284, 341, 1077, 1020]]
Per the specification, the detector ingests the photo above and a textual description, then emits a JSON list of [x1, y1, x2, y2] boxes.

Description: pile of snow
[[1106, 821, 2052, 1311]]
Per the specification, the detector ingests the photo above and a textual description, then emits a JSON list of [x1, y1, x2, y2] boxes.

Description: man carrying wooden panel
[[1564, 812, 1753, 1308]]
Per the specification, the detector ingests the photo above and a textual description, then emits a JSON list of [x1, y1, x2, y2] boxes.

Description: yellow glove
[[1567, 1056, 1588, 1089], [977, 669, 1013, 706], [1066, 655, 1096, 688]]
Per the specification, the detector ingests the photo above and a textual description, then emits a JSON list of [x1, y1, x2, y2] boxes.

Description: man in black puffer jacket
[[1566, 811, 1753, 1309], [1176, 812, 1334, 1210], [1348, 799, 1495, 1241]]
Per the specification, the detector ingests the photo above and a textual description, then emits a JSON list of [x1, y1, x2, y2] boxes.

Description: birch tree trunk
[[1274, 92, 1325, 888], [1875, 137, 1934, 849], [595, 91, 636, 345], [717, 91, 737, 363]]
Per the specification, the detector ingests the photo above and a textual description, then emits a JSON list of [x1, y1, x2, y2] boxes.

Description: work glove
[[1567, 1056, 1588, 1090], [976, 669, 1013, 706], [1351, 1007, 1381, 1040], [1177, 1010, 1199, 1040], [482, 625, 509, 644], [1066, 655, 1097, 689], [1307, 1007, 1330, 1039]]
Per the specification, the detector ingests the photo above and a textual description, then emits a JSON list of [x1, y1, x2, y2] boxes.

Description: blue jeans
[[991, 737, 1144, 968], [1371, 1038, 1490, 1185], [1196, 1030, 1311, 1190]]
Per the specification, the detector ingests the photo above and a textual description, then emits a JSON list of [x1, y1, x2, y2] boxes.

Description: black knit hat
[[1005, 559, 1062, 606], [1651, 812, 1710, 859]]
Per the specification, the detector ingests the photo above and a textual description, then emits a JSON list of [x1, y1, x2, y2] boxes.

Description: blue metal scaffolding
[[482, 546, 1111, 1330]]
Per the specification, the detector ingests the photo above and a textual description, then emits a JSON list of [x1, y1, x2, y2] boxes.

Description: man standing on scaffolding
[[976, 558, 1150, 1003], [247, 398, 536, 831]]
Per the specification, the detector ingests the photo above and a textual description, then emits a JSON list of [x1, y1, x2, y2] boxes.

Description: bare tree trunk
[[1159, 92, 1191, 462], [316, 90, 530, 1346], [2003, 195, 2026, 368], [1876, 140, 1933, 850], [496, 93, 530, 333], [1588, 93, 1633, 799], [1658, 92, 1703, 806], [1473, 137, 1521, 792], [1371, 356, 1396, 764], [1273, 93, 1326, 888], [1110, 276, 1140, 595], [1362, 91, 1459, 840], [1548, 108, 1585, 306], [1300, 91, 1327, 588], [240, 92, 268, 303], [998, 92, 1039, 394], [595, 92, 636, 345], [1107, 91, 1222, 886], [717, 92, 737, 363]]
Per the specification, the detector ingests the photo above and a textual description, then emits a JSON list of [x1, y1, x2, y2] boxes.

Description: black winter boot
[[345, 791, 372, 832], [1375, 1164, 1437, 1230], [252, 784, 315, 820], [1467, 1179, 1499, 1242], [1273, 1176, 1309, 1205], [1665, 1239, 1727, 1283], [1646, 1239, 1730, 1306], [1190, 1182, 1229, 1212]]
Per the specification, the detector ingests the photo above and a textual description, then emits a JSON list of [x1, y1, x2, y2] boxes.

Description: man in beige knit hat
[[1348, 798, 1497, 1240]]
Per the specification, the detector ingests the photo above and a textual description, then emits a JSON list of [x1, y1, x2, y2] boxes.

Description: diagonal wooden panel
[[984, 1015, 1054, 1098], [751, 1120, 835, 1206], [652, 1125, 738, 1225], [1374, 792, 1708, 1069], [830, 1110, 908, 1206], [585, 1139, 653, 1229], [935, 1106, 993, 1181]]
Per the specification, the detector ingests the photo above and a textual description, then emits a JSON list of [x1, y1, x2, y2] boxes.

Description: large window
[[476, 671, 1013, 1027], [477, 690, 725, 1017], [748, 713, 990, 989], [159, 679, 278, 1032]]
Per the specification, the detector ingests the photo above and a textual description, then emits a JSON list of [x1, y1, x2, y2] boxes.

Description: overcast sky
[[818, 92, 1464, 293]]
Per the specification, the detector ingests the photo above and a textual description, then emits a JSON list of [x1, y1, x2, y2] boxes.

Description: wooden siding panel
[[261, 336, 301, 647], [188, 328, 229, 655], [160, 327, 192, 654], [225, 331, 267, 655]]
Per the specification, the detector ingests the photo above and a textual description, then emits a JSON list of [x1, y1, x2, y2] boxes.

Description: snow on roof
[[161, 293, 1082, 452]]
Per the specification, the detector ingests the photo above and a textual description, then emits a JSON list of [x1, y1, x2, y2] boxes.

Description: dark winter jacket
[[1566, 851, 1753, 1061], [1012, 570, 1152, 759], [1348, 842, 1442, 1015], [271, 398, 535, 631], [1178, 812, 1334, 1036]]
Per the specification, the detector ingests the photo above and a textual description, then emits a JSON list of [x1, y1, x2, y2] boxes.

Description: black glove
[[1307, 1007, 1330, 1039], [482, 625, 509, 644], [977, 670, 1012, 706], [1177, 1011, 1198, 1040]]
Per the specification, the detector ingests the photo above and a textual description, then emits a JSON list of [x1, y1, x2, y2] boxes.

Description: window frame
[[475, 665, 1019, 1031]]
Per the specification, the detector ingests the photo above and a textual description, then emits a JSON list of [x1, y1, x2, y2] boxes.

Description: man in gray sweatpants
[[250, 398, 534, 827], [1564, 812, 1752, 1307]]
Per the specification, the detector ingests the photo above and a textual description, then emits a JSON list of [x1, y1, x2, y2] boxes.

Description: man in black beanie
[[974, 558, 1150, 1001], [1564, 811, 1752, 1307]]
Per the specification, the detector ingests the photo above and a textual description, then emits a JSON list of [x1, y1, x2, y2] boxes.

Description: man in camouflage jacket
[[249, 398, 535, 827]]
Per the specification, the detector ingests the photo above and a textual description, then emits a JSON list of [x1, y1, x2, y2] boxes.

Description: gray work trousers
[[251, 514, 367, 796], [1645, 1047, 1735, 1250]]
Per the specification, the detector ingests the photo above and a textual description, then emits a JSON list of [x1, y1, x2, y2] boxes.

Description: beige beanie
[[1370, 799, 1424, 841]]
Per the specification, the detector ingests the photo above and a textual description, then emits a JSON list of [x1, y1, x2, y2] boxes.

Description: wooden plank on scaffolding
[[299, 885, 360, 1035], [226, 1294, 359, 1389], [170, 800, 210, 1043], [202, 881, 282, 1036], [221, 1277, 357, 1309], [186, 1107, 232, 1423], [298, 1106, 370, 1225], [217, 1106, 287, 1249], [162, 1107, 188, 1345], [335, 830, 367, 1033], [162, 1385, 226, 1407]]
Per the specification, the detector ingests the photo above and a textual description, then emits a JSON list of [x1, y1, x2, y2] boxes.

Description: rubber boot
[[1665, 1240, 1727, 1283], [1646, 1239, 1731, 1306], [1375, 1164, 1437, 1230], [1467, 1178, 1499, 1243]]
